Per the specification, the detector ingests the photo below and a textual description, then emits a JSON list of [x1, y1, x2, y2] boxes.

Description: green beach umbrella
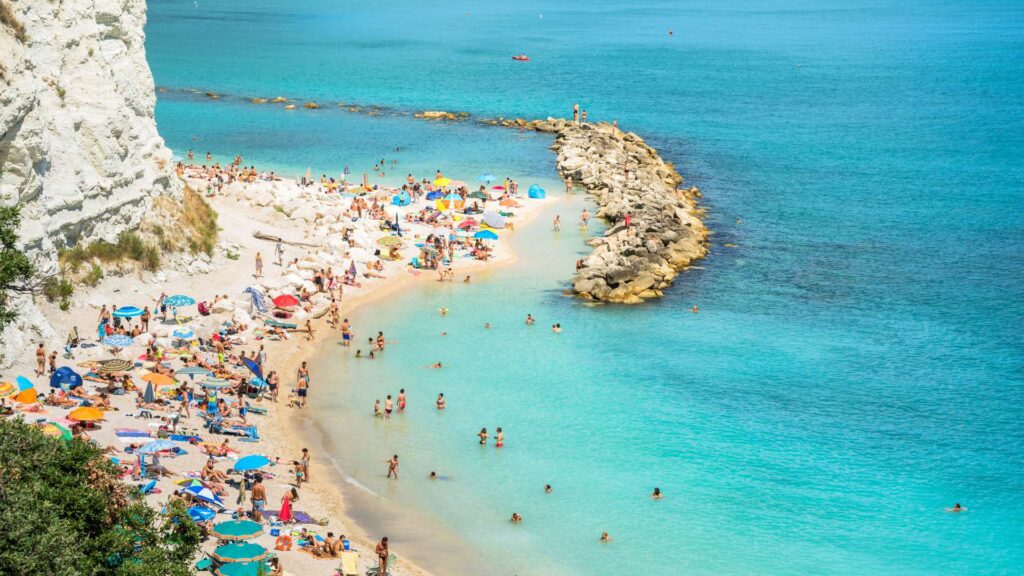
[[377, 235, 401, 246], [211, 519, 264, 541], [215, 562, 262, 576], [211, 541, 268, 563]]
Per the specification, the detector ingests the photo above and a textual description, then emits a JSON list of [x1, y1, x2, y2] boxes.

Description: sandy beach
[[3, 166, 551, 576]]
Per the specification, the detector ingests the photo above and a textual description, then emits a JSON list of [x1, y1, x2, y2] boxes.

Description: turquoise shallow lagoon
[[147, 1, 1023, 574]]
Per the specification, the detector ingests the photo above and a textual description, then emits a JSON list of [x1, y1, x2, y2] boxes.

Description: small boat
[[512, 54, 529, 61]]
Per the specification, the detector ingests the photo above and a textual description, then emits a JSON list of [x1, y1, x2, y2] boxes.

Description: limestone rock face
[[551, 122, 709, 303], [0, 0, 180, 258], [0, 0, 180, 364]]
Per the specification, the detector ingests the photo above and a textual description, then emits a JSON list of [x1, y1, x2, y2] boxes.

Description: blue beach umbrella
[[477, 173, 496, 183], [113, 306, 144, 318], [241, 357, 263, 380], [425, 191, 444, 200], [233, 454, 271, 472], [102, 335, 134, 348], [142, 382, 156, 404], [138, 439, 176, 454], [16, 376, 33, 391], [163, 295, 196, 307], [473, 230, 499, 240], [188, 505, 216, 522]]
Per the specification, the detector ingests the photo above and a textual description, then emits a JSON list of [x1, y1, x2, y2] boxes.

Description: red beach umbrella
[[491, 185, 505, 190], [457, 219, 478, 230], [279, 494, 293, 523], [272, 294, 299, 308]]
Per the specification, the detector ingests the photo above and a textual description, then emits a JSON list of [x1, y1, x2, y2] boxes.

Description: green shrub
[[42, 275, 74, 310]]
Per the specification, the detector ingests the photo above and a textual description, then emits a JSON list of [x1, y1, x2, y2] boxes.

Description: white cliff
[[0, 0, 180, 363]]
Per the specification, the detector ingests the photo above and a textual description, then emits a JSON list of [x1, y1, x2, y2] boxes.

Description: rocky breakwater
[[552, 121, 708, 303]]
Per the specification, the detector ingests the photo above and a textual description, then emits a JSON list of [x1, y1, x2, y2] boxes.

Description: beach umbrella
[[377, 236, 401, 246], [188, 505, 216, 522], [215, 562, 262, 576], [211, 519, 264, 541], [68, 406, 104, 422], [0, 381, 18, 398], [142, 372, 174, 386], [425, 191, 444, 201], [456, 220, 478, 230], [137, 439, 176, 454], [499, 198, 519, 207], [272, 294, 299, 308], [39, 422, 72, 441], [468, 191, 488, 200], [200, 378, 233, 390], [163, 295, 196, 307], [183, 484, 225, 507], [143, 382, 156, 404], [491, 185, 505, 190], [49, 367, 83, 390], [242, 358, 263, 381], [477, 173, 496, 183], [474, 230, 499, 240], [16, 376, 33, 391], [212, 541, 268, 563], [112, 306, 144, 318], [96, 358, 133, 373], [176, 478, 219, 490], [433, 177, 452, 187], [172, 327, 196, 340], [233, 454, 271, 472], [102, 335, 134, 348], [177, 366, 212, 380], [278, 494, 293, 523]]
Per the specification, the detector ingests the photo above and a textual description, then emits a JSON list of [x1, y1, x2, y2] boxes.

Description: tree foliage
[[0, 202, 34, 329], [0, 418, 201, 576]]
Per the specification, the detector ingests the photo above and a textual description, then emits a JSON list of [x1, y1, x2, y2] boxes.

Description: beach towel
[[266, 510, 316, 524], [116, 429, 152, 438], [243, 287, 269, 314]]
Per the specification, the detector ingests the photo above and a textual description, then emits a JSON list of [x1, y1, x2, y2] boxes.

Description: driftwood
[[252, 231, 321, 248]]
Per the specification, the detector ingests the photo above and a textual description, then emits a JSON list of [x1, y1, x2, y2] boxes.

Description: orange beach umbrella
[[142, 372, 174, 386], [68, 406, 104, 422]]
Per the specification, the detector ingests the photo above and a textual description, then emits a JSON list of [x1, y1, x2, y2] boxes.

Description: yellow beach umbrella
[[142, 372, 174, 386], [433, 177, 452, 187], [68, 406, 105, 422]]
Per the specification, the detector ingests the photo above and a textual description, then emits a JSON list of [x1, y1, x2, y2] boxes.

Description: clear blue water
[[146, 1, 1024, 574]]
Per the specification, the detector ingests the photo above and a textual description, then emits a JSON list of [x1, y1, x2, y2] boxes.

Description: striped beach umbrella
[[211, 541, 268, 563], [210, 519, 264, 541], [96, 358, 134, 373], [176, 366, 213, 379], [112, 306, 144, 318], [182, 484, 225, 507], [39, 422, 72, 440], [0, 381, 18, 398], [200, 378, 233, 390]]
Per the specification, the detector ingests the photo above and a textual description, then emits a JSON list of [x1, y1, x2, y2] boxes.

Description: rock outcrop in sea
[[541, 119, 708, 303]]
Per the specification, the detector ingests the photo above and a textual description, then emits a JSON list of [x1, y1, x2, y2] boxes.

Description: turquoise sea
[[146, 1, 1024, 574]]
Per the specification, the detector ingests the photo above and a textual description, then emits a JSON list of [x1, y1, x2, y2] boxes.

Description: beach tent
[[50, 366, 83, 390], [481, 210, 506, 229], [391, 191, 411, 206], [528, 184, 546, 199]]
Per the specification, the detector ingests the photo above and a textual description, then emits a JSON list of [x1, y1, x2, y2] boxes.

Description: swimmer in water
[[464, 275, 471, 284], [355, 350, 362, 358], [436, 393, 446, 409], [484, 322, 492, 329], [440, 331, 447, 336], [478, 427, 488, 445], [652, 487, 663, 499], [552, 323, 562, 333], [439, 307, 449, 317], [431, 362, 443, 369], [526, 314, 535, 325], [510, 512, 522, 523], [946, 503, 967, 512], [429, 471, 437, 480], [545, 484, 552, 493], [373, 399, 382, 417], [601, 532, 612, 542], [690, 306, 700, 313]]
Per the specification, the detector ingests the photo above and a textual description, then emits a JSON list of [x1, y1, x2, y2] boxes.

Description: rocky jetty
[[550, 121, 708, 303]]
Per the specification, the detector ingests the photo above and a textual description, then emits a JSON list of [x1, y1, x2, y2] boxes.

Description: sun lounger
[[365, 553, 396, 576]]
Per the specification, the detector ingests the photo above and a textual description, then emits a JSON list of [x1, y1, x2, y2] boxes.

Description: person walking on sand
[[296, 362, 310, 407], [386, 455, 399, 479], [624, 211, 632, 232], [375, 537, 389, 575], [250, 475, 266, 522], [305, 320, 315, 341], [34, 343, 46, 376], [48, 351, 57, 374], [275, 240, 284, 266], [301, 448, 311, 483], [254, 252, 263, 278], [553, 214, 561, 231]]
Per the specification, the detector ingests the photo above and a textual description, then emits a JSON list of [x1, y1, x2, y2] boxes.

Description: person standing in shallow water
[[478, 427, 488, 445], [386, 455, 399, 479]]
